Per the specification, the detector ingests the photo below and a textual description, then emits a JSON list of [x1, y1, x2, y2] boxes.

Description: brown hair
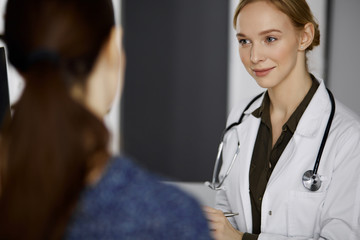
[[0, 0, 114, 239], [233, 0, 320, 51]]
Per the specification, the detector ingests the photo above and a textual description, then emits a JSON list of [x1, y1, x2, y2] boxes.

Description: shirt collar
[[251, 74, 320, 133], [252, 91, 271, 129]]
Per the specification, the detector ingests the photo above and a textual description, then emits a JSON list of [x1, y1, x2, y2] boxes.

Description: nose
[[250, 43, 265, 63]]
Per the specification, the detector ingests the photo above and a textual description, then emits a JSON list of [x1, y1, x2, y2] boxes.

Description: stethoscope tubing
[[312, 89, 335, 174], [220, 92, 264, 140], [208, 88, 336, 192]]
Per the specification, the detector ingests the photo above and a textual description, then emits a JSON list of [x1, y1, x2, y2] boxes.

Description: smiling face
[[236, 1, 303, 89]]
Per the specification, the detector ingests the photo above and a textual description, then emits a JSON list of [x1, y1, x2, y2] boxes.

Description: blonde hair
[[233, 0, 320, 51]]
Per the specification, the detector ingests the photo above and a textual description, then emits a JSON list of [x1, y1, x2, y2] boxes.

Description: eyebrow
[[236, 29, 282, 37]]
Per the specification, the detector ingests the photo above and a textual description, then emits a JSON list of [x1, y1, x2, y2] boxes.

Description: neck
[[268, 70, 312, 121]]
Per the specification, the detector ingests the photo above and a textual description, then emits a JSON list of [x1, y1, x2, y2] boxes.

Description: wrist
[[235, 229, 244, 240]]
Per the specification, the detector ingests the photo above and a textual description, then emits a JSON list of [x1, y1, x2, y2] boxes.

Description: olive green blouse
[[243, 76, 319, 240]]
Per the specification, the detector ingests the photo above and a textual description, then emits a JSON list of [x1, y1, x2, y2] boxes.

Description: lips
[[252, 67, 275, 77]]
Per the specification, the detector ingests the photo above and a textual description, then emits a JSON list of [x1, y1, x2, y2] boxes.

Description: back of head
[[0, 0, 114, 239], [233, 0, 320, 51], [5, 0, 114, 74]]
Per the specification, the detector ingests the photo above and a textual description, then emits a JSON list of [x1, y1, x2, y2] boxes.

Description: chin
[[253, 76, 277, 89], [247, 69, 276, 89]]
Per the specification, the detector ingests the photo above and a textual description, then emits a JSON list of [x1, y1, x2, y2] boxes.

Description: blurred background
[[1, 0, 360, 187], [121, 0, 360, 183]]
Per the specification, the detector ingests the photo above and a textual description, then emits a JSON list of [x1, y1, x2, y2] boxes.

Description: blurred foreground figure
[[0, 0, 211, 239]]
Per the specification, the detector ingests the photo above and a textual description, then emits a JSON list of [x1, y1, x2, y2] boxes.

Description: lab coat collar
[[242, 78, 330, 138], [295, 78, 331, 138]]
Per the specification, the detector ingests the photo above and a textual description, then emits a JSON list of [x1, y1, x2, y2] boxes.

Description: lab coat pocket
[[288, 190, 325, 237]]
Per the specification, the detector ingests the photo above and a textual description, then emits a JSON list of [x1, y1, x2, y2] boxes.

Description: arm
[[314, 127, 360, 240]]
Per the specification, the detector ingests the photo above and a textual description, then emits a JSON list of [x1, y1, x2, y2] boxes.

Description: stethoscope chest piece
[[302, 170, 321, 191]]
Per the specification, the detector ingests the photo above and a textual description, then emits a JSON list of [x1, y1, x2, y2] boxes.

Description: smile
[[252, 67, 275, 77]]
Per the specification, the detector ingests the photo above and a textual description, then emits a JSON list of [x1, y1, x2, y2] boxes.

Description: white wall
[[105, 0, 122, 154], [227, 0, 263, 113], [0, 0, 25, 106], [0, 0, 122, 154], [227, 0, 328, 113]]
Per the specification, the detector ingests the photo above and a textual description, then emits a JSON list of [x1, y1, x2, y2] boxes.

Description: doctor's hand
[[203, 206, 244, 240]]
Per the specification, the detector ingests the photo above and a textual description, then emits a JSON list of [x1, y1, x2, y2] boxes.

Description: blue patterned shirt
[[64, 156, 211, 240]]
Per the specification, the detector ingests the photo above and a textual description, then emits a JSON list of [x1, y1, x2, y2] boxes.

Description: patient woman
[[0, 0, 211, 239]]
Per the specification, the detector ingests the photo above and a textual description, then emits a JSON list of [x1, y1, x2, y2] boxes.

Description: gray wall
[[328, 0, 360, 115], [122, 0, 229, 181]]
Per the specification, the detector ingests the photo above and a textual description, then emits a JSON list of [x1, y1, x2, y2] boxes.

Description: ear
[[298, 23, 315, 51], [83, 27, 125, 118]]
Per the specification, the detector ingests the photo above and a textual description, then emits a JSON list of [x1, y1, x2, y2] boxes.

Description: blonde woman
[[205, 0, 360, 239]]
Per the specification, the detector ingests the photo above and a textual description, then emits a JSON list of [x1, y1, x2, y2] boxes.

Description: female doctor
[[204, 0, 360, 239]]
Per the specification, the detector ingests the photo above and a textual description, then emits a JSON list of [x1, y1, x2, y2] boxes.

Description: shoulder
[[109, 156, 201, 211], [334, 99, 360, 129], [327, 92, 360, 144], [65, 156, 211, 239], [315, 77, 360, 136], [331, 99, 360, 156], [306, 78, 360, 145]]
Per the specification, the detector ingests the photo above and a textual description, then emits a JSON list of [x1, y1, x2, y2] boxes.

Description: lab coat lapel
[[266, 135, 296, 188], [266, 80, 329, 189], [235, 114, 261, 233]]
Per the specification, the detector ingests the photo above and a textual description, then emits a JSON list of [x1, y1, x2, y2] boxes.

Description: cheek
[[239, 48, 250, 65], [272, 42, 298, 64]]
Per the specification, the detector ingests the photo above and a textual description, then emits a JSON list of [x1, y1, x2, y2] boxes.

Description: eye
[[266, 37, 277, 43], [238, 39, 251, 46]]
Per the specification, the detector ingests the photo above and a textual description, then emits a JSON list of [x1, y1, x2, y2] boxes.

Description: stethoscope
[[206, 88, 335, 192]]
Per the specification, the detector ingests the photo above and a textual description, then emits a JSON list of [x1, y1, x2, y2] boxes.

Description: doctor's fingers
[[203, 207, 244, 240], [203, 207, 228, 226], [208, 218, 227, 230], [207, 218, 242, 240], [205, 212, 228, 224], [203, 206, 224, 216], [203, 208, 226, 223]]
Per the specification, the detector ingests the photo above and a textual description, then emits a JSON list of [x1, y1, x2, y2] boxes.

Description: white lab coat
[[215, 79, 360, 239]]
